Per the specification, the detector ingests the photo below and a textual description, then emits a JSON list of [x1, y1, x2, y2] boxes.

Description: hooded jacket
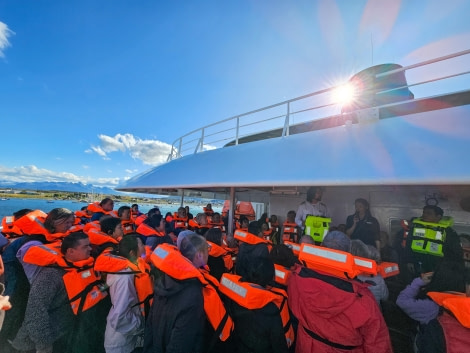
[[288, 265, 392, 353]]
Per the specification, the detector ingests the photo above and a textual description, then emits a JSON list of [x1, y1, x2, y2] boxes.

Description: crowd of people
[[0, 190, 468, 353]]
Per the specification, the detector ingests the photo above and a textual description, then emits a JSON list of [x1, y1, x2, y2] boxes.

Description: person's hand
[[421, 272, 434, 285]]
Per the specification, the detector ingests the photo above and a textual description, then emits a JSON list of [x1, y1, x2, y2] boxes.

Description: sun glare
[[331, 83, 356, 105]]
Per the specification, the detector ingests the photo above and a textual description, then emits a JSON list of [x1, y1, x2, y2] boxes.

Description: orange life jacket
[[75, 210, 91, 220], [377, 261, 400, 278], [94, 253, 153, 317], [428, 292, 470, 328], [353, 256, 378, 276], [299, 243, 360, 279], [274, 264, 292, 286], [188, 219, 209, 231], [14, 210, 70, 242], [172, 213, 188, 230], [283, 241, 301, 257], [207, 241, 234, 272], [203, 207, 214, 216], [282, 222, 298, 242], [1, 215, 23, 237], [150, 243, 233, 341], [136, 223, 166, 237], [121, 220, 135, 235], [23, 243, 108, 315], [85, 227, 119, 246], [134, 214, 148, 227], [219, 273, 295, 347], [83, 221, 101, 233], [234, 229, 271, 246], [87, 202, 118, 218]]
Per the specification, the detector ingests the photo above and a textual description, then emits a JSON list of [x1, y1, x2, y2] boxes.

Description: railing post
[[235, 117, 240, 145], [177, 138, 183, 158], [282, 102, 290, 137], [200, 128, 205, 152]]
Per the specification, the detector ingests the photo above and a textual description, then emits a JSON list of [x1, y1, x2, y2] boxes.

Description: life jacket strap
[[302, 325, 358, 350], [68, 279, 105, 315]]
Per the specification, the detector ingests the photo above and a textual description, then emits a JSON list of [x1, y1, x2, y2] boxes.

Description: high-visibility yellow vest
[[411, 217, 453, 257], [304, 216, 331, 242]]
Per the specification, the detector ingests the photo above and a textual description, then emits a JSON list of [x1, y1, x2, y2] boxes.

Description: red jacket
[[287, 264, 392, 353]]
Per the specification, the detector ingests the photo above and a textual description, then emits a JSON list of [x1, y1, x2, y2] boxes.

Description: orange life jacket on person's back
[[23, 243, 108, 315], [172, 213, 188, 230], [85, 227, 119, 246], [1, 215, 23, 237], [219, 273, 295, 347], [136, 223, 166, 237], [87, 202, 118, 218], [207, 241, 234, 272], [150, 243, 233, 341], [14, 210, 70, 242], [274, 263, 292, 286], [94, 252, 153, 317], [234, 229, 271, 246]]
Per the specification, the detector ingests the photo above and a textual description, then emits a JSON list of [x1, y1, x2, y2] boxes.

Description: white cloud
[[0, 21, 14, 58], [0, 165, 120, 187], [82, 165, 90, 169], [125, 169, 138, 174], [90, 133, 172, 165]]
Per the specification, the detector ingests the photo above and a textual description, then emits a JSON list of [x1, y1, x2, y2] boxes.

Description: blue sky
[[1, 0, 469, 188]]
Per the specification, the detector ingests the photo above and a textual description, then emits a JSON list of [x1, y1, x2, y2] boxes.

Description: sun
[[331, 83, 356, 106]]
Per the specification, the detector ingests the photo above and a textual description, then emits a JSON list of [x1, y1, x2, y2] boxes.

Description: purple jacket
[[396, 277, 439, 324]]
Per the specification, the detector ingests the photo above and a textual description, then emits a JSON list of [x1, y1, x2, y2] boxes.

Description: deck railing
[[167, 49, 470, 162]]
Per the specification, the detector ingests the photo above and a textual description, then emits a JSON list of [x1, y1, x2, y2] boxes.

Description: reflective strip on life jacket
[[274, 264, 291, 286], [219, 273, 294, 347], [2, 215, 23, 236], [172, 214, 188, 230], [121, 221, 134, 235], [299, 244, 359, 279], [353, 256, 377, 276], [150, 244, 233, 341], [284, 241, 300, 256], [377, 262, 400, 278], [234, 229, 270, 245]]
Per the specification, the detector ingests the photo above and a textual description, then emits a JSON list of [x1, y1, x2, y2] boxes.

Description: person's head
[[212, 212, 221, 224], [44, 208, 75, 234], [286, 210, 296, 223], [300, 235, 314, 245], [270, 215, 278, 224], [177, 230, 197, 249], [248, 221, 263, 238], [61, 232, 91, 262], [269, 244, 297, 268], [195, 213, 208, 226], [239, 216, 249, 228], [148, 207, 161, 217], [350, 239, 381, 262], [118, 234, 140, 262], [322, 230, 351, 252], [205, 227, 223, 246], [206, 203, 212, 210], [100, 198, 114, 212], [177, 207, 186, 218], [146, 214, 164, 230], [421, 205, 443, 223], [118, 206, 131, 220], [13, 208, 33, 219], [306, 187, 323, 203], [131, 204, 139, 212], [100, 217, 124, 240], [180, 233, 209, 268], [243, 255, 275, 287], [354, 198, 370, 216]]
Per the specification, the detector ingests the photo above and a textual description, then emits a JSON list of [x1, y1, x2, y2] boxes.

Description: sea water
[[0, 198, 221, 221]]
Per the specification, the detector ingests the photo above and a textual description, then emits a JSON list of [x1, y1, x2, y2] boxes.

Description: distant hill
[[0, 181, 120, 195]]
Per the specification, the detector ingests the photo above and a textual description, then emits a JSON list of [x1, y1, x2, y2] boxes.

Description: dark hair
[[306, 187, 321, 202], [269, 244, 297, 267], [117, 206, 131, 218], [148, 208, 160, 217], [100, 217, 122, 235], [239, 216, 249, 224], [355, 198, 372, 218], [13, 209, 33, 219], [61, 231, 88, 255], [205, 227, 223, 245], [180, 234, 207, 263], [236, 243, 270, 279], [118, 235, 139, 260], [423, 205, 444, 217], [44, 208, 74, 233], [145, 214, 162, 229], [100, 197, 113, 207], [248, 221, 261, 237], [243, 255, 275, 287], [131, 204, 139, 208]]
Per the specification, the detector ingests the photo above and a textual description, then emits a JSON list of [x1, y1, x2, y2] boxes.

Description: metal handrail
[[167, 49, 470, 162]]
